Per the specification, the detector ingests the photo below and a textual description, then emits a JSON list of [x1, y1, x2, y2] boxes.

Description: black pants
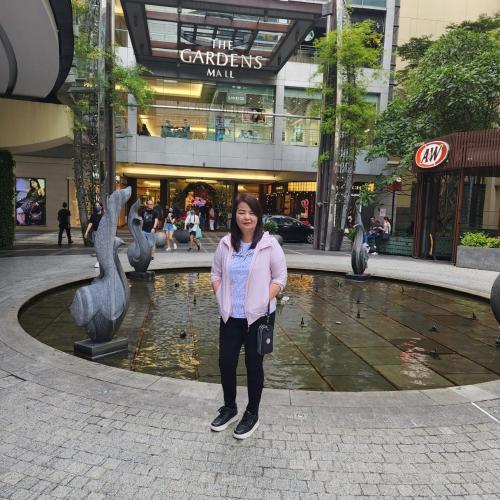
[[58, 225, 72, 245], [219, 313, 275, 416]]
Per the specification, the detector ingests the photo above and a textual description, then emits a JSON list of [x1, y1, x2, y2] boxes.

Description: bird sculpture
[[351, 202, 369, 276], [127, 199, 152, 273], [70, 187, 131, 342]]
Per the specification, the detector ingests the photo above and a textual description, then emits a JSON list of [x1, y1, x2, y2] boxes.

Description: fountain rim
[[7, 261, 500, 409]]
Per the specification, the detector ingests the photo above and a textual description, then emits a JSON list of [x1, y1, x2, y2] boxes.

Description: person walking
[[57, 202, 73, 246], [208, 205, 216, 231], [141, 199, 159, 260], [184, 209, 201, 251], [84, 202, 104, 268], [164, 208, 177, 251], [210, 194, 287, 439]]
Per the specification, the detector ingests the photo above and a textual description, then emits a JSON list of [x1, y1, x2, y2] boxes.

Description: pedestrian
[[84, 202, 104, 268], [57, 202, 73, 246], [382, 216, 392, 240], [199, 204, 207, 231], [210, 193, 287, 439], [164, 208, 177, 251], [141, 199, 159, 260], [208, 205, 216, 231], [184, 208, 201, 251], [365, 215, 383, 253]]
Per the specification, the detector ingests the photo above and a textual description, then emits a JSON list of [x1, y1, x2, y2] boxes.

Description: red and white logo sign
[[415, 141, 450, 169]]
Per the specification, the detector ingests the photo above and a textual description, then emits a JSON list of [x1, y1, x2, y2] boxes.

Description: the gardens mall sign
[[415, 140, 450, 169], [180, 39, 263, 79]]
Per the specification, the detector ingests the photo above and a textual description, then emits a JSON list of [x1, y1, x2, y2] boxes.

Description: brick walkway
[[0, 246, 499, 499]]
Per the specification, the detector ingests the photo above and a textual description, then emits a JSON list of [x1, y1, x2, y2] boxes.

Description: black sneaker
[[210, 406, 238, 432], [233, 410, 259, 440]]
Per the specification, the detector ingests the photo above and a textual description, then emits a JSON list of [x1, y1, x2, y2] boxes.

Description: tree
[[314, 20, 382, 249], [367, 19, 500, 201], [70, 0, 153, 241]]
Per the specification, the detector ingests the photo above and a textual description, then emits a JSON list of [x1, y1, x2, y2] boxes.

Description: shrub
[[0, 151, 15, 249], [345, 227, 356, 242], [263, 220, 278, 234], [460, 231, 500, 248]]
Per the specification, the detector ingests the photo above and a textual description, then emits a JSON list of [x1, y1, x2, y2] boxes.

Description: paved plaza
[[1, 233, 500, 499]]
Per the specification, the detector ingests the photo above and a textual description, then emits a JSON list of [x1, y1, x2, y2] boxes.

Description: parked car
[[264, 215, 314, 244]]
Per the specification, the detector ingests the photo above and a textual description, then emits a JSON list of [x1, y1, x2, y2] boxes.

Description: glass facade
[[349, 0, 386, 8], [283, 88, 321, 147], [137, 78, 275, 143]]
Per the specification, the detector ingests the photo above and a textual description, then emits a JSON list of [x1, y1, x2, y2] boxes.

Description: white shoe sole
[[210, 414, 238, 432], [233, 420, 259, 440]]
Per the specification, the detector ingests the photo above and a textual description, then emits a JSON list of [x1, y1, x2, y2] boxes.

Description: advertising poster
[[15, 177, 46, 225]]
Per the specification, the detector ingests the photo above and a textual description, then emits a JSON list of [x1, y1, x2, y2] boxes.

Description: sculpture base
[[129, 271, 155, 281], [74, 337, 128, 360], [345, 273, 370, 282]]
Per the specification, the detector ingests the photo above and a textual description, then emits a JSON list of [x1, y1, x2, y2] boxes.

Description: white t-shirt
[[185, 214, 200, 231]]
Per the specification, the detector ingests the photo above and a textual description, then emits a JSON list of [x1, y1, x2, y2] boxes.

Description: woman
[[84, 202, 104, 268], [164, 208, 177, 251], [382, 216, 392, 239], [208, 205, 216, 231], [184, 209, 201, 251], [210, 194, 287, 440]]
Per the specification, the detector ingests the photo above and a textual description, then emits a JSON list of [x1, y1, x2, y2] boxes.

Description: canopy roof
[[121, 0, 327, 79]]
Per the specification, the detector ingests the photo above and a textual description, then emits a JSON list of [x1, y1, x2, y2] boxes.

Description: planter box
[[456, 245, 500, 271]]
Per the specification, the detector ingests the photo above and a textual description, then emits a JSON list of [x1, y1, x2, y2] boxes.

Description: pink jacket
[[211, 232, 287, 326]]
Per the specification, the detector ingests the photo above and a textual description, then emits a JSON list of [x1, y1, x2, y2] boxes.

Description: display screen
[[15, 177, 46, 226]]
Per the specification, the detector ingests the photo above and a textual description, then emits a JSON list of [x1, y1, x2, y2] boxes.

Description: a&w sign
[[415, 140, 450, 169]]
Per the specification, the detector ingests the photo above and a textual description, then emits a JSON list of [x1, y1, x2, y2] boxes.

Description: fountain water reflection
[[19, 271, 500, 391]]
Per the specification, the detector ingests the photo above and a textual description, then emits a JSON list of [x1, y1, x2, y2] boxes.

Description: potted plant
[[173, 220, 190, 244], [264, 220, 283, 246], [457, 231, 500, 271]]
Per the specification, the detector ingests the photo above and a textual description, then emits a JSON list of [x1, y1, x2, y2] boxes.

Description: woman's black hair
[[230, 193, 264, 252], [29, 178, 41, 189]]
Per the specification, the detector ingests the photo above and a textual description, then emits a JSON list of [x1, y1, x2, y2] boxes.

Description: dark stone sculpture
[[127, 199, 152, 273], [490, 274, 500, 325], [346, 202, 370, 282], [71, 187, 131, 342]]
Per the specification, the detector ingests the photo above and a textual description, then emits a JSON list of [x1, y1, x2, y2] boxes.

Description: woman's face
[[30, 180, 37, 188], [236, 202, 257, 234]]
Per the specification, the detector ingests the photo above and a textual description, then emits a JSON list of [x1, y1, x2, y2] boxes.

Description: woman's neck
[[240, 231, 254, 243]]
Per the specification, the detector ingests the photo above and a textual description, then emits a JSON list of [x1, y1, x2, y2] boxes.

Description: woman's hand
[[212, 280, 221, 294], [269, 283, 281, 301]]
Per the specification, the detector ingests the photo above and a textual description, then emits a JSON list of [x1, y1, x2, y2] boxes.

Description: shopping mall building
[[1, 0, 398, 230]]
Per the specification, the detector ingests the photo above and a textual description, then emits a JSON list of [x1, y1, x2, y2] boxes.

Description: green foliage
[[369, 20, 500, 176], [460, 231, 500, 248], [263, 220, 278, 234], [0, 151, 15, 249], [447, 12, 500, 34], [314, 20, 382, 155], [345, 227, 356, 242], [174, 221, 184, 231], [71, 0, 153, 124]]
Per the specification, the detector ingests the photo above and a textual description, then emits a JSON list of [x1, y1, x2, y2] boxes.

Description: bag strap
[[266, 301, 270, 324]]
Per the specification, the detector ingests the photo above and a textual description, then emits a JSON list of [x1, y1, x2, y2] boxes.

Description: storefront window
[[137, 79, 275, 144], [167, 179, 234, 227], [349, 0, 386, 8], [283, 88, 321, 147]]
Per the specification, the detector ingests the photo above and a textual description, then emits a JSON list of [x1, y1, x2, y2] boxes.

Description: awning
[[121, 0, 327, 80]]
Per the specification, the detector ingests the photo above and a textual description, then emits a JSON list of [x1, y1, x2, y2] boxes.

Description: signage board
[[180, 39, 264, 80], [415, 141, 450, 169]]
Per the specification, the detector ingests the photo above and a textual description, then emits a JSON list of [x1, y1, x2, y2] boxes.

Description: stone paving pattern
[[1, 242, 500, 499]]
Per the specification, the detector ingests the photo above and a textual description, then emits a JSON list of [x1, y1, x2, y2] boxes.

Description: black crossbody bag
[[257, 303, 274, 355]]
